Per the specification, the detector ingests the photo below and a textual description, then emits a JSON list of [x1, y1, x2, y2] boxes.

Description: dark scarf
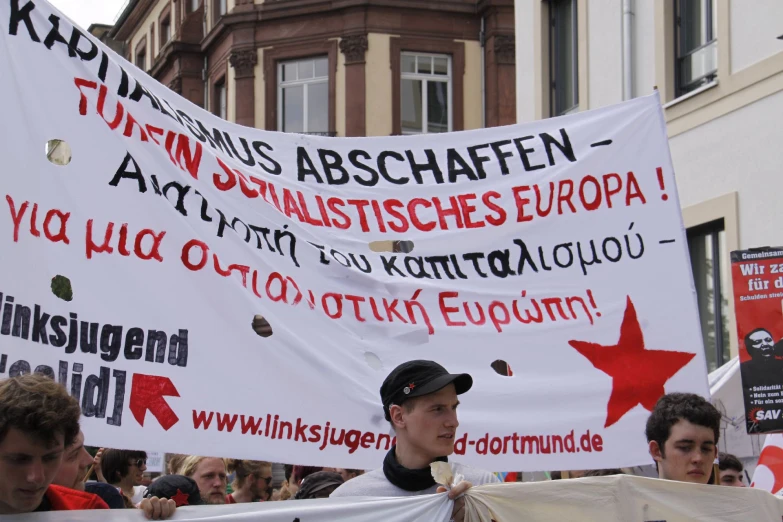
[[382, 445, 448, 492]]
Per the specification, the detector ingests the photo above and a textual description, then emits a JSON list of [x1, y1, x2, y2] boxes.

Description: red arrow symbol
[[130, 374, 180, 431]]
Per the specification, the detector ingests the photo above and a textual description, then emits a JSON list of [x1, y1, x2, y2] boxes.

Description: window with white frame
[[400, 52, 451, 134], [217, 0, 227, 17], [277, 56, 329, 134], [687, 220, 730, 372], [674, 0, 717, 97], [187, 0, 199, 13], [549, 0, 578, 116], [214, 80, 227, 120]]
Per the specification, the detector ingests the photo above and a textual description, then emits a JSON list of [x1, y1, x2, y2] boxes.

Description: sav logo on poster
[[749, 408, 783, 422]]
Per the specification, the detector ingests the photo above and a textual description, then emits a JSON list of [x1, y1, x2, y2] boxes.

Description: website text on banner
[[730, 247, 783, 434], [0, 0, 708, 471]]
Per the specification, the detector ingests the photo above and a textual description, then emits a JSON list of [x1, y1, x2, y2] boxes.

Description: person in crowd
[[145, 475, 204, 506], [48, 430, 125, 509], [166, 453, 187, 475], [226, 460, 273, 503], [270, 489, 281, 501], [645, 393, 721, 485], [99, 448, 148, 505], [0, 374, 105, 514], [0, 374, 173, 518], [278, 480, 295, 500], [330, 360, 499, 522], [717, 452, 746, 487], [294, 471, 344, 499], [52, 430, 94, 492], [291, 465, 323, 488], [324, 467, 364, 482], [84, 482, 127, 509], [180, 456, 229, 504]]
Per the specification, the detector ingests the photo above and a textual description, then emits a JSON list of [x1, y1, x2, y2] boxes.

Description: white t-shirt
[[330, 461, 499, 498], [131, 485, 146, 505]]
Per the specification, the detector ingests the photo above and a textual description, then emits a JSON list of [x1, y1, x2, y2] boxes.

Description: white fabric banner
[[5, 476, 783, 522], [0, 0, 709, 470]]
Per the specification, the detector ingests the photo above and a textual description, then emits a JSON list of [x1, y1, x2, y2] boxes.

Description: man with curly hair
[[645, 393, 721, 484], [0, 373, 175, 518], [0, 373, 97, 513]]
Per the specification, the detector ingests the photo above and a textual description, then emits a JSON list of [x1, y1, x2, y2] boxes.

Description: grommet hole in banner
[[252, 315, 273, 337], [491, 359, 513, 377], [51, 275, 73, 302], [45, 139, 72, 166], [369, 240, 415, 254], [364, 351, 383, 371]]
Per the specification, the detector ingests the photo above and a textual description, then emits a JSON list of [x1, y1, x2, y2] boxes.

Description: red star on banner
[[409, 383, 416, 389], [170, 489, 190, 506], [568, 296, 696, 428]]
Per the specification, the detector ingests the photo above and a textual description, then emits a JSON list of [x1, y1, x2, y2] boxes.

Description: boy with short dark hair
[[717, 452, 746, 487], [645, 393, 721, 484]]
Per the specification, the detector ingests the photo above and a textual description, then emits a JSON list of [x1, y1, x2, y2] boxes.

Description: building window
[[674, 0, 717, 97], [161, 16, 171, 47], [214, 79, 227, 119], [186, 0, 199, 13], [687, 220, 729, 372], [277, 57, 329, 134], [549, 0, 578, 116], [150, 23, 156, 56], [217, 0, 227, 17], [400, 53, 451, 134], [390, 38, 464, 135], [135, 40, 147, 70]]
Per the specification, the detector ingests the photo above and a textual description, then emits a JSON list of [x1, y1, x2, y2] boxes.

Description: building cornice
[[110, 0, 157, 41]]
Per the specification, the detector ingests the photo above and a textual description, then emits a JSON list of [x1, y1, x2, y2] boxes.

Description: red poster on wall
[[730, 247, 783, 434]]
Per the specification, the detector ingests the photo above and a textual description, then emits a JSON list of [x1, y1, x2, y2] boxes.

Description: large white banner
[[6, 477, 783, 521], [0, 0, 709, 470]]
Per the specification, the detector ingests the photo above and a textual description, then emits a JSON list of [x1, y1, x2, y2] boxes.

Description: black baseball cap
[[294, 471, 344, 499], [381, 360, 472, 421], [144, 475, 203, 506]]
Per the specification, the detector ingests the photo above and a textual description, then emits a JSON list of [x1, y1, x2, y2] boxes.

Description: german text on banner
[[6, 477, 783, 522], [0, 0, 709, 470], [730, 247, 783, 434]]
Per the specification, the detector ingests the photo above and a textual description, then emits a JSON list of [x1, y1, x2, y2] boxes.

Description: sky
[[48, 0, 129, 30]]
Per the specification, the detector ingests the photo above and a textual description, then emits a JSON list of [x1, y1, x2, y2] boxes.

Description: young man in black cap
[[330, 360, 498, 520]]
